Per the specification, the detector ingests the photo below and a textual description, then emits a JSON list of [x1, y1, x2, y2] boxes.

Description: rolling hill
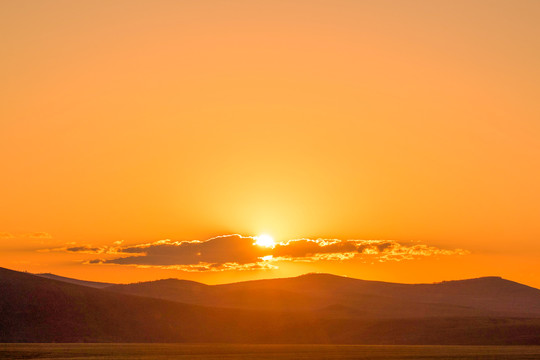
[[107, 273, 540, 319], [0, 267, 323, 343], [35, 273, 113, 288], [2, 267, 540, 344]]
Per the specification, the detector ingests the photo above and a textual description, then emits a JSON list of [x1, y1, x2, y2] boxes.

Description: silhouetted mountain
[[107, 273, 540, 319], [35, 273, 113, 288], [2, 267, 540, 344], [0, 267, 320, 343]]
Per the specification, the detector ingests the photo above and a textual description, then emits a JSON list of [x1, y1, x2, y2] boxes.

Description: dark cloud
[[67, 246, 101, 253], [101, 235, 269, 267], [273, 239, 357, 258], [80, 235, 468, 271], [272, 239, 401, 258]]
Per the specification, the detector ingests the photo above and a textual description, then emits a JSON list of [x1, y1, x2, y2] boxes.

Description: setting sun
[[254, 234, 276, 248]]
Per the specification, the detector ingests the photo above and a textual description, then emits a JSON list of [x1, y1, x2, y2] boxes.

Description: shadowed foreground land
[[1, 344, 540, 360]]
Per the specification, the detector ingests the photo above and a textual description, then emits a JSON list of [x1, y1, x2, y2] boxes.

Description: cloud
[[92, 261, 280, 272], [25, 232, 52, 239], [272, 239, 468, 262], [66, 246, 102, 253], [89, 235, 270, 271], [2, 232, 53, 249], [75, 234, 469, 272], [49, 242, 128, 255], [0, 232, 52, 239]]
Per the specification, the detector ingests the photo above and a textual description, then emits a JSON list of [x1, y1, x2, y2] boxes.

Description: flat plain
[[1, 344, 540, 360]]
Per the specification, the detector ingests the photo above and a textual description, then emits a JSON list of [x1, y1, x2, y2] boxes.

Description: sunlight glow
[[254, 234, 276, 248]]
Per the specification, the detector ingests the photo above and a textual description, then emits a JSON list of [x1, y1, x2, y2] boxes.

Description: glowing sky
[[1, 1, 539, 286]]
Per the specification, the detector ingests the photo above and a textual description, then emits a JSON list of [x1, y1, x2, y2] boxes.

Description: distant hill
[[0, 267, 320, 343], [107, 273, 540, 319], [35, 273, 113, 288], [2, 267, 540, 344]]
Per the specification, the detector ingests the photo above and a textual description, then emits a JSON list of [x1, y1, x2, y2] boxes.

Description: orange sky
[[1, 1, 539, 287]]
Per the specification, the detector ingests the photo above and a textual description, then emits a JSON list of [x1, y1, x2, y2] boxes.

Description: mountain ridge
[[106, 272, 540, 319], [35, 273, 114, 288], [34, 271, 540, 319], [34, 270, 538, 290], [2, 266, 540, 344]]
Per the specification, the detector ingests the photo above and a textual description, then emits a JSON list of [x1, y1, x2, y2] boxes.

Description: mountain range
[[108, 273, 540, 319], [1, 266, 540, 344]]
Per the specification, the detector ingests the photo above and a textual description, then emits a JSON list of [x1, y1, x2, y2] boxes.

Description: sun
[[254, 234, 276, 248]]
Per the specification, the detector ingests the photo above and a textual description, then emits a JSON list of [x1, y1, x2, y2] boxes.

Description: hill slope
[[2, 267, 540, 344], [0, 267, 321, 343], [107, 273, 540, 319], [35, 273, 113, 288]]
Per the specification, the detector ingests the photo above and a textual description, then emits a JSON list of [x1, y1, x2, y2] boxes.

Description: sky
[[1, 0, 539, 287]]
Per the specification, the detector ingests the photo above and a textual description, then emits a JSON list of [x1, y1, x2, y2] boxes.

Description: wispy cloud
[[42, 240, 125, 254], [56, 234, 469, 272], [25, 232, 52, 239], [1, 232, 53, 249], [1, 232, 52, 239], [272, 238, 468, 262]]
